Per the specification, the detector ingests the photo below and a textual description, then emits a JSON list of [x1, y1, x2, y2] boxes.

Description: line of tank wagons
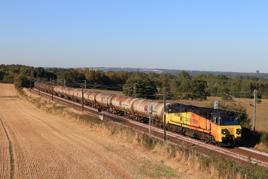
[[34, 82, 242, 146]]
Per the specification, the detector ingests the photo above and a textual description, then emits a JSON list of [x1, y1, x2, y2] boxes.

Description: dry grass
[[0, 85, 210, 178], [21, 88, 268, 179]]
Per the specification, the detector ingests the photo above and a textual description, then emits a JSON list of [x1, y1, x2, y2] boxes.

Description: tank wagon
[[95, 93, 114, 108], [84, 91, 99, 107], [132, 99, 164, 121], [111, 96, 137, 114], [34, 82, 242, 146]]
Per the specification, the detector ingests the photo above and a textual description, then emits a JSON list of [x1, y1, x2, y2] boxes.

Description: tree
[[123, 73, 157, 99], [14, 74, 29, 88], [0, 71, 4, 81], [178, 71, 191, 81], [105, 71, 129, 84], [177, 71, 192, 99], [191, 80, 208, 100], [33, 67, 57, 80], [168, 78, 179, 99], [62, 70, 85, 84]]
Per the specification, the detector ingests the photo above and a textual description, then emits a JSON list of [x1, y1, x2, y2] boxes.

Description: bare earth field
[[0, 84, 211, 179]]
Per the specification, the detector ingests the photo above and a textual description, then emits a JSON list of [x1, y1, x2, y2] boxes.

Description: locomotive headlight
[[221, 129, 229, 135], [236, 129, 242, 135]]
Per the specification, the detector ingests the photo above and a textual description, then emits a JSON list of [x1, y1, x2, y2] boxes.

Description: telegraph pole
[[163, 87, 167, 141], [149, 104, 153, 137], [81, 85, 84, 112], [51, 83, 54, 101], [252, 89, 257, 132], [50, 79, 54, 101], [29, 79, 32, 90], [252, 70, 259, 132], [38, 81, 40, 95], [84, 80, 87, 89], [64, 79, 66, 87]]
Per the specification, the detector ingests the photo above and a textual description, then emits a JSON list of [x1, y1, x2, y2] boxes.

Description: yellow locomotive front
[[164, 103, 242, 146], [210, 112, 242, 146]]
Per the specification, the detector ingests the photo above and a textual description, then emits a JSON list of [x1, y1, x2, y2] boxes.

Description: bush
[[191, 80, 208, 100], [138, 133, 158, 150], [0, 70, 4, 81], [14, 75, 28, 88], [261, 132, 268, 148], [123, 73, 157, 99]]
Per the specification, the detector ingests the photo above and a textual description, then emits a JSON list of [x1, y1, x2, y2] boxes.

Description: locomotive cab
[[211, 112, 242, 146], [165, 103, 242, 146]]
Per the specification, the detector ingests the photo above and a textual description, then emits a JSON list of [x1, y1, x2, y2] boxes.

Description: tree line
[[1, 64, 268, 100], [0, 65, 56, 88]]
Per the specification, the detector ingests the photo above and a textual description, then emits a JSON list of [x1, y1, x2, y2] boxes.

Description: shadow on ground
[[240, 128, 262, 147]]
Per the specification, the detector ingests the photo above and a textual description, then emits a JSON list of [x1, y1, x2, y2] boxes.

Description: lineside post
[[163, 87, 167, 141], [149, 104, 153, 137], [252, 89, 257, 132], [39, 86, 40, 95], [84, 80, 87, 89], [50, 79, 54, 101], [81, 85, 84, 112], [51, 85, 54, 101]]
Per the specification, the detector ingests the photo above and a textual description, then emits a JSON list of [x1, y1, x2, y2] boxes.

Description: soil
[[0, 84, 213, 179]]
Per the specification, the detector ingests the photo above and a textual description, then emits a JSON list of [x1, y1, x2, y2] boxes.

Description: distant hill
[[88, 67, 268, 79]]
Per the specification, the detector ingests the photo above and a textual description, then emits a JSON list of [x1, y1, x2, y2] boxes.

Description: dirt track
[[0, 84, 184, 179]]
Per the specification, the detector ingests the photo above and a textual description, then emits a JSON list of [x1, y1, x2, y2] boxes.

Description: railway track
[[31, 88, 268, 168]]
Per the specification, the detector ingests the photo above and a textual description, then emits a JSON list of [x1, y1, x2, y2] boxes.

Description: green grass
[[261, 132, 268, 148], [137, 133, 158, 150], [197, 152, 268, 179], [137, 160, 178, 178]]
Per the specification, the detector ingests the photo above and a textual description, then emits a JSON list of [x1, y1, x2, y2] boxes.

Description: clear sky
[[0, 0, 268, 72]]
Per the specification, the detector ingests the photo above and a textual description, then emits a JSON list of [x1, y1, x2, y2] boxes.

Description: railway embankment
[[18, 87, 268, 179]]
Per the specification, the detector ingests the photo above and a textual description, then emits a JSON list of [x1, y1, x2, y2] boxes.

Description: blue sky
[[0, 0, 268, 72]]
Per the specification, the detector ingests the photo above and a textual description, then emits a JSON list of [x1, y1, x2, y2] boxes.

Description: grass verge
[[20, 88, 268, 179]]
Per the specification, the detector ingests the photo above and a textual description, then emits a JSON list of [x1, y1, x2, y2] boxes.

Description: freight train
[[34, 82, 242, 146]]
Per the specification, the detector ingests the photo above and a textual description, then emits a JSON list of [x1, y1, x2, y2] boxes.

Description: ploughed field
[[0, 84, 183, 179]]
